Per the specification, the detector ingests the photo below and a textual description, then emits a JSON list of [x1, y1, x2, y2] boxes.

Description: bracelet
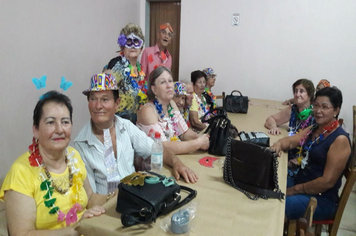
[[302, 184, 306, 194], [106, 192, 114, 202]]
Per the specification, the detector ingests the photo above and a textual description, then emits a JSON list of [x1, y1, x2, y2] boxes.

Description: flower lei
[[153, 99, 180, 141], [28, 138, 83, 226], [298, 120, 339, 169], [289, 105, 314, 136], [194, 93, 209, 117], [205, 87, 216, 109]]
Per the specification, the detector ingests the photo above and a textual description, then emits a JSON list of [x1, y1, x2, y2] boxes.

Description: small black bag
[[223, 138, 284, 200], [238, 131, 270, 147], [225, 90, 249, 113], [116, 172, 197, 227], [201, 108, 235, 156]]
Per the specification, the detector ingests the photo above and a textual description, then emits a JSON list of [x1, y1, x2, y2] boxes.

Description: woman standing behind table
[[202, 67, 217, 110], [137, 66, 209, 155], [106, 23, 148, 124], [270, 87, 351, 221], [0, 91, 106, 235], [189, 70, 210, 132]]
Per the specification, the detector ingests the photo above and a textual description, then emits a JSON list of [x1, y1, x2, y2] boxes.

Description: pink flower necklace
[[29, 138, 83, 226]]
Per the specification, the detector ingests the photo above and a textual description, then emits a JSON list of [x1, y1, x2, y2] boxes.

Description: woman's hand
[[82, 205, 106, 219], [270, 142, 283, 157], [198, 134, 209, 150], [268, 127, 281, 135]]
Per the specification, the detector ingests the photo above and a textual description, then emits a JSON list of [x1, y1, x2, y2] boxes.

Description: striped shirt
[[74, 115, 153, 194]]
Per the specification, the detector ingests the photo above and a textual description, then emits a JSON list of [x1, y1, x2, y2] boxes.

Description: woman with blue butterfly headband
[[137, 66, 209, 155], [105, 23, 148, 124], [265, 78, 316, 177]]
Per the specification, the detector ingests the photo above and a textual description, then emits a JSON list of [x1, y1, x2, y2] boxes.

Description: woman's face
[[193, 77, 206, 95], [123, 47, 142, 61], [33, 102, 72, 154], [293, 84, 311, 107], [152, 71, 174, 101], [206, 76, 216, 88], [173, 95, 186, 111], [313, 96, 340, 126]]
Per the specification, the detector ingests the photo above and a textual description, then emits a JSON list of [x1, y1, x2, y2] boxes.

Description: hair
[[86, 90, 119, 102], [119, 23, 145, 50], [292, 78, 315, 102], [315, 86, 343, 118], [190, 70, 206, 85], [33, 90, 73, 128], [147, 66, 172, 100]]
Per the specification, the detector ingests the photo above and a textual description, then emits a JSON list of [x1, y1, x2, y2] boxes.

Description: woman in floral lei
[[265, 79, 316, 177], [0, 91, 107, 235], [202, 67, 217, 110], [106, 23, 148, 124], [137, 66, 209, 154]]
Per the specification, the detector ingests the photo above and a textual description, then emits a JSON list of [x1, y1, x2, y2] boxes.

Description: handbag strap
[[121, 185, 197, 226], [201, 108, 227, 123], [224, 137, 285, 200], [230, 90, 243, 96]]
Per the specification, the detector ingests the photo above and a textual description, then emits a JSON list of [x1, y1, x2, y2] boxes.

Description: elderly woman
[[189, 70, 210, 132], [106, 23, 147, 124], [202, 67, 217, 110], [271, 87, 351, 221], [0, 91, 106, 235], [137, 66, 209, 155], [173, 82, 187, 115]]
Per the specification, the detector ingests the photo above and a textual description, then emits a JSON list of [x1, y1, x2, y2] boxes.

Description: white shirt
[[74, 115, 153, 194]]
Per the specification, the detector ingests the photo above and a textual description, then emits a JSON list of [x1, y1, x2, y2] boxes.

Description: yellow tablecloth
[[78, 98, 289, 236]]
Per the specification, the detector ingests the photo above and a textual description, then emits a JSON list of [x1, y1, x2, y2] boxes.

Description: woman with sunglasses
[[270, 87, 351, 221], [106, 23, 147, 124]]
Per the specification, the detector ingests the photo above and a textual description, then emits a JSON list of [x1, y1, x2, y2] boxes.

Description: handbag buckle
[[139, 207, 150, 216], [220, 119, 227, 129], [174, 192, 181, 201]]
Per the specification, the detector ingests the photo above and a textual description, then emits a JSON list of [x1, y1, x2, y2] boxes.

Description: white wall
[[180, 0, 356, 135], [0, 0, 141, 180]]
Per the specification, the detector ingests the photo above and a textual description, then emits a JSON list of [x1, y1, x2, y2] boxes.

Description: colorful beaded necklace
[[28, 138, 83, 226], [153, 99, 179, 141], [289, 105, 313, 136], [205, 87, 216, 109], [299, 120, 339, 169], [194, 93, 208, 115]]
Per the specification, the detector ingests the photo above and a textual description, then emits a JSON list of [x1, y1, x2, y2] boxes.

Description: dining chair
[[313, 105, 356, 236], [287, 197, 317, 236], [215, 92, 225, 108]]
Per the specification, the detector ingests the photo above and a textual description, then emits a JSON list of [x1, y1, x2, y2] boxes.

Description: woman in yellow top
[[0, 91, 108, 235]]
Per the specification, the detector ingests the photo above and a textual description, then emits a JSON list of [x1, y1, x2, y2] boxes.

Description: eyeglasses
[[161, 30, 174, 38], [312, 103, 333, 111]]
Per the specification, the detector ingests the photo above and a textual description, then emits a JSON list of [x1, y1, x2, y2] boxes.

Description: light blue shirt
[[74, 115, 153, 194]]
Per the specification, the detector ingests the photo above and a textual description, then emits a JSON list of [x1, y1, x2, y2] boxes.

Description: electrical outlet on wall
[[232, 13, 240, 26]]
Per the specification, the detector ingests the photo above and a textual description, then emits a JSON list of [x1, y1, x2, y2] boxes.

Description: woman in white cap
[[202, 67, 217, 110], [137, 66, 209, 154]]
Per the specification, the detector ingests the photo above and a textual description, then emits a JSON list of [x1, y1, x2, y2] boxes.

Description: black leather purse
[[201, 108, 236, 156], [116, 172, 197, 227], [223, 138, 284, 200], [224, 90, 249, 113]]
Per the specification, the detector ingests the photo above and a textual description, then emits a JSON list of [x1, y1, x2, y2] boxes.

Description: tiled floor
[[0, 184, 355, 236]]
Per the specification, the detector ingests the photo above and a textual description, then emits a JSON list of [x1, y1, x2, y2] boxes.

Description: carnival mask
[[118, 33, 143, 49]]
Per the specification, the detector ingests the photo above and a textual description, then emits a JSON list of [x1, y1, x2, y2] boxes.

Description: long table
[[78, 98, 289, 236]]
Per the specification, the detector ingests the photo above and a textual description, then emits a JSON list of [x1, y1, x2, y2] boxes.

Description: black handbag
[[238, 131, 270, 147], [223, 138, 284, 200], [116, 172, 197, 227], [224, 90, 249, 113], [201, 108, 235, 156]]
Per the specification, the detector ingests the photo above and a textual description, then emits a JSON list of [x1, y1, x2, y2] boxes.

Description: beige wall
[[0, 0, 141, 180], [179, 0, 356, 135]]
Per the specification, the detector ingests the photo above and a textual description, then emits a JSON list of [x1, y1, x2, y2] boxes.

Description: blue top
[[295, 126, 351, 203]]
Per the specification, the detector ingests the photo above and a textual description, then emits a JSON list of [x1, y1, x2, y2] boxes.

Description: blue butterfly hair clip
[[60, 76, 73, 91], [32, 75, 47, 89]]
